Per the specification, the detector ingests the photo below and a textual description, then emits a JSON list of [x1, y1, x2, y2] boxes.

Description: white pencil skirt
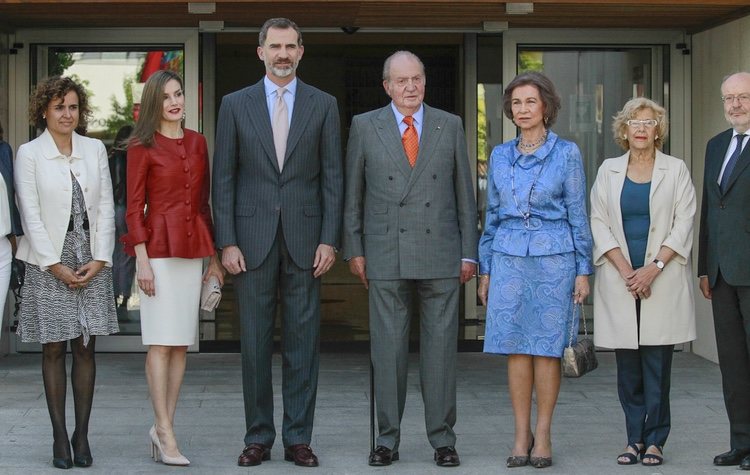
[[139, 257, 202, 346]]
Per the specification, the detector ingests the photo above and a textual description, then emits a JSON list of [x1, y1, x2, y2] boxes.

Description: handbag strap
[[567, 300, 588, 348]]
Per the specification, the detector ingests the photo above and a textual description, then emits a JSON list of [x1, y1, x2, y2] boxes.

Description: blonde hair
[[612, 97, 668, 150]]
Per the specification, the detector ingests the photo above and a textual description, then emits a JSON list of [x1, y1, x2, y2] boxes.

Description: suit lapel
[[650, 150, 668, 198], [243, 80, 279, 173], [285, 80, 313, 165], [374, 106, 412, 179], [402, 104, 446, 200], [723, 134, 750, 194]]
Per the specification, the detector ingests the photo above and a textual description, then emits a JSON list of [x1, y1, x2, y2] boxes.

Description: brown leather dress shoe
[[369, 445, 399, 466], [434, 446, 460, 467], [238, 443, 270, 467], [284, 444, 319, 467]]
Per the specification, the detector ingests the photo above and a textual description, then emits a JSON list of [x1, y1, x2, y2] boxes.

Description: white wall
[[690, 15, 750, 363]]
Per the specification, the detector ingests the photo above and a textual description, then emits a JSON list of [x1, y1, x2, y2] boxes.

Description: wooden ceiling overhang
[[0, 1, 748, 34]]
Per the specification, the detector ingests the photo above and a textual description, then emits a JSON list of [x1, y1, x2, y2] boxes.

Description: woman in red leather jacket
[[123, 70, 224, 466]]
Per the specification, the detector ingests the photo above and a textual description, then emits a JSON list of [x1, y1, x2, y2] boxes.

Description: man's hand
[[348, 256, 368, 289], [460, 262, 476, 284], [313, 244, 336, 278], [700, 276, 712, 300], [221, 245, 246, 275]]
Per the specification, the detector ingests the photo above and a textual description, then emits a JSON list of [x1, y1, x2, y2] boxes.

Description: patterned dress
[[479, 131, 593, 357], [17, 175, 118, 345]]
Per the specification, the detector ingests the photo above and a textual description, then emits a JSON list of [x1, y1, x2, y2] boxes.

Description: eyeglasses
[[626, 119, 658, 128], [721, 94, 750, 105]]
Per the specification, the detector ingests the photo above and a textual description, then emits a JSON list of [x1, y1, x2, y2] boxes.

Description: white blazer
[[14, 129, 115, 270], [590, 150, 696, 349]]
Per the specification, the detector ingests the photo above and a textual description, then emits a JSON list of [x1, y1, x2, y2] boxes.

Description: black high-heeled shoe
[[52, 440, 73, 469], [71, 431, 93, 467], [506, 434, 535, 468]]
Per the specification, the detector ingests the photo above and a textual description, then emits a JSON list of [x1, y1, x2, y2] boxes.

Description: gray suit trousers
[[236, 224, 321, 448], [369, 277, 459, 451]]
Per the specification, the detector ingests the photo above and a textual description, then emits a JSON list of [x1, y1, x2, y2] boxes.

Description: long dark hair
[[129, 70, 183, 148]]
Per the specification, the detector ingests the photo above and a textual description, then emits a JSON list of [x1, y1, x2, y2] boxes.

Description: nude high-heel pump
[[149, 425, 190, 466]]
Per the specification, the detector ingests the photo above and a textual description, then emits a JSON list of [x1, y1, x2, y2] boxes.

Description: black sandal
[[641, 446, 663, 466], [617, 444, 644, 465]]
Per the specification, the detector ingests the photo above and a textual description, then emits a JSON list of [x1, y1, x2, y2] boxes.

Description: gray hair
[[259, 18, 302, 46], [382, 51, 425, 82]]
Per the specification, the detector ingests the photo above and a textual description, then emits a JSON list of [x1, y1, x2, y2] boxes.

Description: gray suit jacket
[[343, 104, 478, 280], [698, 128, 750, 286], [212, 78, 343, 270]]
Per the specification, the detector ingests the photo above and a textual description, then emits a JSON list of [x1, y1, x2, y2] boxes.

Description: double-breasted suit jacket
[[213, 78, 342, 268], [343, 103, 478, 277]]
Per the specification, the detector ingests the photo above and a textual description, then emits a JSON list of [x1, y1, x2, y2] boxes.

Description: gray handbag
[[562, 302, 598, 378]]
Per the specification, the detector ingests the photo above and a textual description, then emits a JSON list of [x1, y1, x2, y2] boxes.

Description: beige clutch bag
[[200, 275, 222, 312]]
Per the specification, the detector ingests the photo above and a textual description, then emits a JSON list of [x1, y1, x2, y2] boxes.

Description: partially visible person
[[14, 76, 118, 469], [698, 71, 750, 470], [213, 18, 342, 468], [343, 50, 478, 468], [109, 125, 135, 318], [122, 70, 223, 466], [0, 120, 22, 342], [477, 72, 593, 469], [590, 97, 696, 467]]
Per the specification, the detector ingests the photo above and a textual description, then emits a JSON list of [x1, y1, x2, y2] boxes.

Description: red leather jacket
[[122, 129, 215, 258]]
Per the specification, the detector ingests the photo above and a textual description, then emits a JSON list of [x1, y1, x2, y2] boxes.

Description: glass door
[[10, 29, 198, 352]]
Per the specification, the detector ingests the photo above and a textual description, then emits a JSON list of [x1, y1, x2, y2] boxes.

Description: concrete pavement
[[0, 351, 738, 474]]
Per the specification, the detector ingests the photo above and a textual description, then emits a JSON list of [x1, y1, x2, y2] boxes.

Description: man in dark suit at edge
[[698, 71, 750, 470], [343, 51, 478, 468], [212, 17, 343, 468]]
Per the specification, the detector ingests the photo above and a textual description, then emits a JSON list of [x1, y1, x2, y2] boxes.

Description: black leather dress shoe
[[369, 445, 399, 466], [434, 446, 460, 467], [741, 453, 750, 470], [714, 448, 750, 466]]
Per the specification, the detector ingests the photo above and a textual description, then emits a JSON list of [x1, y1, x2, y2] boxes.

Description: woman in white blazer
[[590, 97, 696, 467], [14, 76, 117, 469]]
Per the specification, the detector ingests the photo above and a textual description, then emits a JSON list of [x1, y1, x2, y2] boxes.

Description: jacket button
[[388, 176, 393, 180], [181, 155, 187, 160], [426, 229, 431, 233], [177, 140, 183, 146], [184, 184, 190, 189], [425, 202, 430, 207], [400, 228, 405, 233], [187, 231, 192, 237], [433, 174, 437, 179], [183, 167, 189, 173], [399, 202, 405, 207], [186, 216, 191, 221], [185, 200, 190, 205]]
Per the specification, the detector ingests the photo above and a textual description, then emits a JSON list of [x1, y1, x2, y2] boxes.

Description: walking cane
[[369, 357, 376, 454]]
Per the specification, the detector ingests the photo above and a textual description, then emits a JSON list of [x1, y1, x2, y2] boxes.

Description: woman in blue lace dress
[[478, 72, 593, 469]]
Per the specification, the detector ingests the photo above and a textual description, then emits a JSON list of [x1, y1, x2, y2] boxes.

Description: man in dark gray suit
[[698, 71, 750, 470], [212, 17, 342, 468], [343, 51, 478, 468]]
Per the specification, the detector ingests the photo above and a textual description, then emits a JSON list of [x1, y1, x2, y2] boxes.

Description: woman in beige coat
[[590, 97, 695, 467]]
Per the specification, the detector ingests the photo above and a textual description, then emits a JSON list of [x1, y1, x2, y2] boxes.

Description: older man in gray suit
[[343, 51, 478, 468], [212, 17, 342, 468]]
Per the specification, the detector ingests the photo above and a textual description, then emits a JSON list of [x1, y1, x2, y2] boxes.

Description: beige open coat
[[590, 150, 696, 349]]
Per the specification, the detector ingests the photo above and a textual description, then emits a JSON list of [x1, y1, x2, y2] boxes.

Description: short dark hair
[[502, 71, 561, 128], [28, 76, 92, 134], [259, 18, 302, 46]]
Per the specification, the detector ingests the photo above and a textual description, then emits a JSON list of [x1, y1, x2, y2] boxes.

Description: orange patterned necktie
[[402, 116, 419, 168]]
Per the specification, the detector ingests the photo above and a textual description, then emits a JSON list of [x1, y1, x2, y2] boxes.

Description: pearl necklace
[[518, 131, 548, 153]]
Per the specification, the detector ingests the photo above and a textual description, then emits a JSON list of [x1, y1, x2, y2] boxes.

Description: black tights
[[42, 335, 96, 459]]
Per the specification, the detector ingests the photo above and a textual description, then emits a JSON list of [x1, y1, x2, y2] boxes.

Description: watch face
[[655, 260, 664, 269]]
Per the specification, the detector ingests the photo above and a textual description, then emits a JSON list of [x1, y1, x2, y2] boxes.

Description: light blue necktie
[[720, 134, 746, 193]]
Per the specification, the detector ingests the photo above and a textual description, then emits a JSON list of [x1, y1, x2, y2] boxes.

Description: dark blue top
[[620, 177, 651, 269], [0, 140, 22, 236]]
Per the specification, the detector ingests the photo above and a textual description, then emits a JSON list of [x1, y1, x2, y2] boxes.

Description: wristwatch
[[653, 259, 665, 271]]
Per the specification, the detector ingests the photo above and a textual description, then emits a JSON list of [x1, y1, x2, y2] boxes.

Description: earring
[[623, 135, 627, 139], [655, 135, 659, 139], [544, 116, 549, 125], [43, 114, 46, 119], [182, 112, 186, 120]]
